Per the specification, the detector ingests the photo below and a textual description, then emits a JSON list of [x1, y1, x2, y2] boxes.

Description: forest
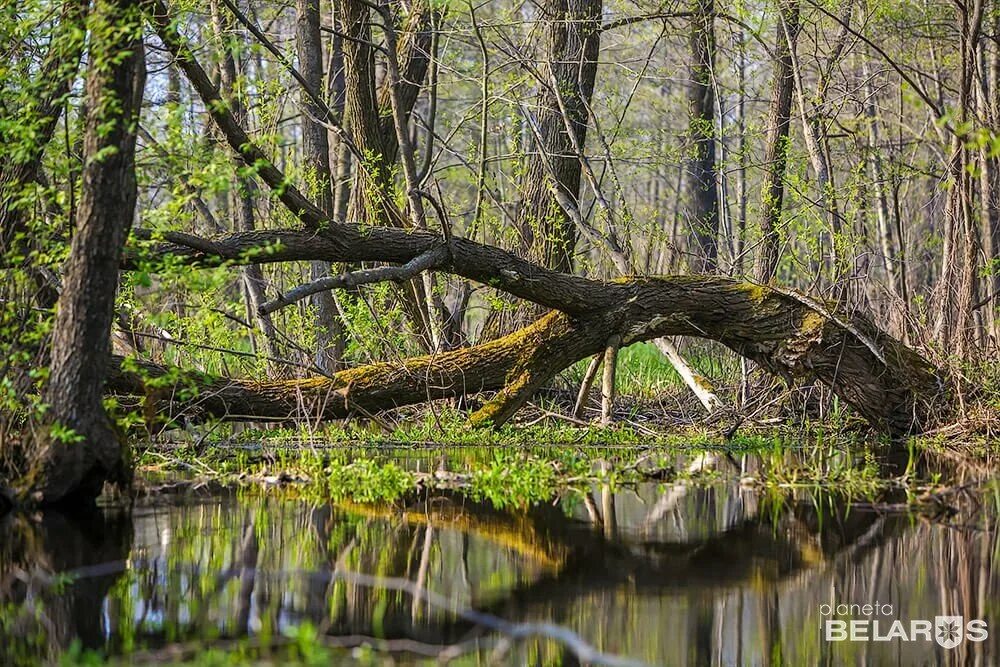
[[0, 0, 998, 663]]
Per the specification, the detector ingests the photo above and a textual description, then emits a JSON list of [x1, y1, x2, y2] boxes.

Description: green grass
[[563, 341, 740, 398], [184, 408, 758, 451]]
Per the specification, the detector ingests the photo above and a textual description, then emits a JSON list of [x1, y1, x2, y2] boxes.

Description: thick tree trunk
[[337, 0, 439, 349], [754, 0, 800, 283], [16, 0, 145, 505], [517, 0, 602, 273], [482, 0, 602, 339], [340, 0, 389, 225], [111, 264, 949, 437]]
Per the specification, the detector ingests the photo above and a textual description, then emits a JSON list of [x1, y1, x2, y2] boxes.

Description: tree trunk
[[338, 0, 438, 349], [483, 0, 602, 338], [986, 9, 1000, 340], [110, 272, 949, 438], [861, 56, 906, 322], [296, 0, 345, 372], [792, 1, 850, 290], [686, 0, 719, 272], [936, 0, 985, 358], [16, 0, 145, 506], [517, 0, 602, 273], [754, 0, 800, 283]]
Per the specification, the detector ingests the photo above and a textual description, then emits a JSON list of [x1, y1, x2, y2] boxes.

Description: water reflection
[[0, 475, 997, 665]]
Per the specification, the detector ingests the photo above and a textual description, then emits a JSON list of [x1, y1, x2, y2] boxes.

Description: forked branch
[[258, 246, 450, 315]]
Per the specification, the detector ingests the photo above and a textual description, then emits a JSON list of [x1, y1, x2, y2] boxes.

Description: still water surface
[[1, 453, 997, 665]]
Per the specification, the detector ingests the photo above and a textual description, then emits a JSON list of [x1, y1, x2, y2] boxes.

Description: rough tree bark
[[111, 256, 950, 438], [0, 0, 971, 515], [14, 0, 146, 505], [754, 0, 800, 283], [935, 0, 985, 358], [686, 0, 719, 272], [482, 0, 602, 339], [338, 0, 441, 349], [518, 0, 602, 273]]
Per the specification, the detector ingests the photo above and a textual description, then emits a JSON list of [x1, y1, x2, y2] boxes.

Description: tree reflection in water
[[0, 472, 996, 665]]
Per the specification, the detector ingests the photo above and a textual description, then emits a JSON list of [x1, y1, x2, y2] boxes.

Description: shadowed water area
[[0, 448, 997, 665]]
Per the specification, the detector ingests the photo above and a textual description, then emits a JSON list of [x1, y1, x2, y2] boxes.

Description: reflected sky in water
[[1, 456, 997, 666]]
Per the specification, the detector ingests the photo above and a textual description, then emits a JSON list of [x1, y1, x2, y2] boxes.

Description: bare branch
[[259, 245, 450, 315]]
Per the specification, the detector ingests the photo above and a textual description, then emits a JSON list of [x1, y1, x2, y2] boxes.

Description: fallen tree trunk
[[109, 274, 949, 436], [115, 0, 949, 438]]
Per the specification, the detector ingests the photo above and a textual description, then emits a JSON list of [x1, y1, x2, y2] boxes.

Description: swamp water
[[0, 447, 997, 666]]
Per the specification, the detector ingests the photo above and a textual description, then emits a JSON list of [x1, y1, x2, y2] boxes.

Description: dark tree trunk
[[518, 0, 602, 273], [754, 0, 800, 283], [375, 2, 437, 165], [338, 0, 438, 349], [110, 271, 950, 438], [686, 0, 719, 273], [340, 0, 390, 226], [482, 0, 602, 339], [129, 219, 952, 438], [17, 0, 145, 506]]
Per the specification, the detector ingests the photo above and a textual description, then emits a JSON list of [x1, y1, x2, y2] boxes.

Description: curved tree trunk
[[16, 0, 145, 506], [110, 272, 949, 437]]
